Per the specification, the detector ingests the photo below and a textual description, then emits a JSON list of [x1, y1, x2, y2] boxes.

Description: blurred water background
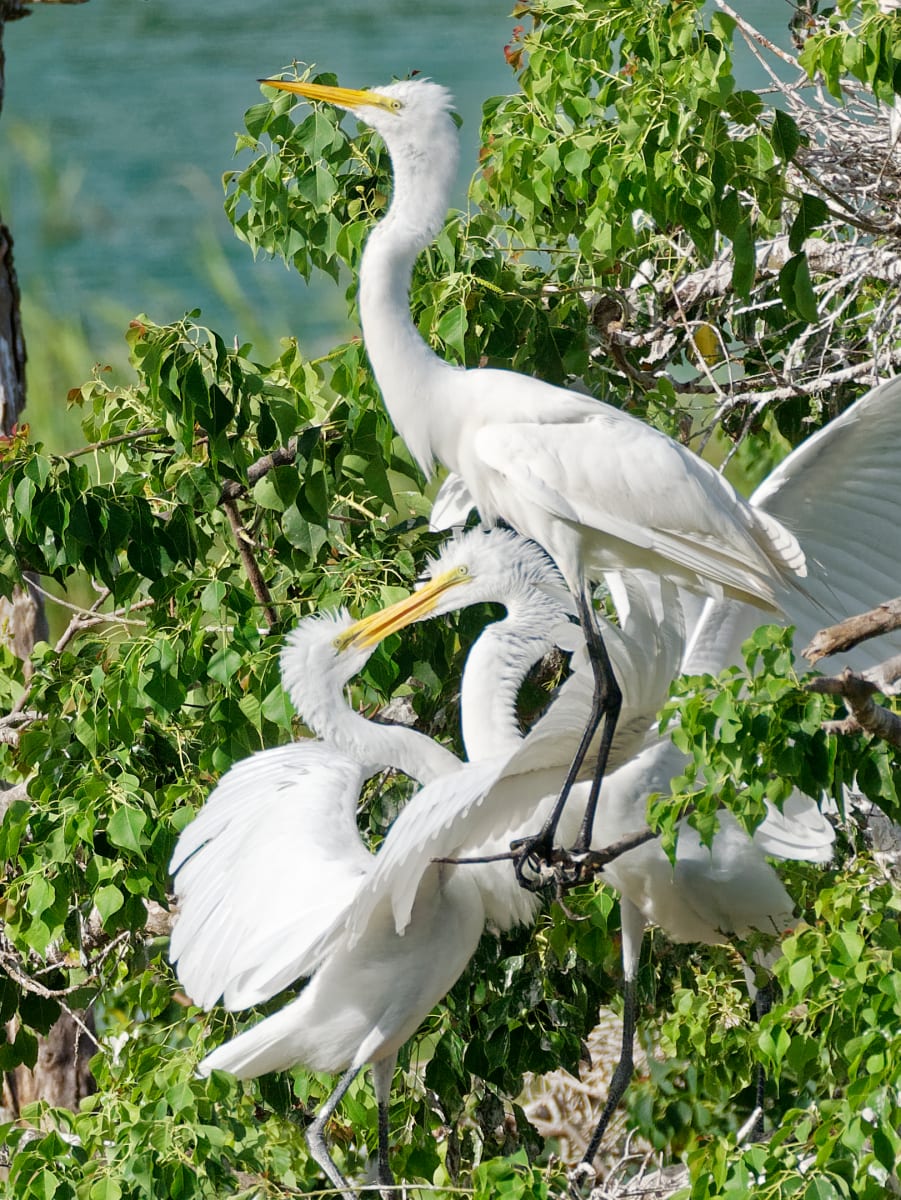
[[1, 0, 792, 449]]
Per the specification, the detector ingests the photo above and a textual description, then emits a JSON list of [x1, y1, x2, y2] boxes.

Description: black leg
[[511, 583, 622, 888], [371, 1056, 398, 1200], [306, 1066, 360, 1200], [571, 584, 623, 851], [752, 979, 773, 1140], [581, 975, 637, 1169]]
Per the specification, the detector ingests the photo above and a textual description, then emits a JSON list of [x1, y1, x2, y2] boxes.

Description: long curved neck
[[461, 596, 566, 761], [358, 135, 464, 477], [289, 674, 459, 786]]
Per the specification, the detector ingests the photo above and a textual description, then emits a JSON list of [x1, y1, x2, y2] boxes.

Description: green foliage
[[3, 4, 901, 1199], [650, 625, 900, 854]]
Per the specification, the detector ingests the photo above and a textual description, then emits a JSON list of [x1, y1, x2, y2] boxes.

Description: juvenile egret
[[172, 527, 579, 1012], [259, 73, 807, 878], [171, 529, 598, 1196], [169, 607, 458, 1014]]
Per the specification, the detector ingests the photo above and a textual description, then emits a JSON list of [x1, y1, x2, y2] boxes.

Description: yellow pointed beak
[[335, 567, 471, 651], [259, 77, 398, 114]]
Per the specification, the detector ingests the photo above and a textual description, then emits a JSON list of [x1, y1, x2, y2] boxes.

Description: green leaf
[[200, 579, 227, 612], [435, 303, 467, 361], [0, 1025, 37, 1070], [779, 252, 819, 322], [872, 1126, 897, 1172], [207, 645, 243, 685], [107, 807, 148, 856], [803, 1179, 844, 1200], [13, 475, 35, 521], [26, 875, 53, 918], [90, 1179, 123, 1200], [94, 884, 125, 924], [772, 108, 801, 160], [788, 955, 814, 993], [789, 193, 829, 253]]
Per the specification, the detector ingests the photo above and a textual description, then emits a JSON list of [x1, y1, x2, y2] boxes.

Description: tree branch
[[218, 436, 300, 502], [62, 426, 164, 460], [220, 498, 278, 630], [803, 597, 901, 664], [807, 668, 901, 749]]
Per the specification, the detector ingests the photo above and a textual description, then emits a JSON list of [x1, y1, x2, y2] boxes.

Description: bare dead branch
[[713, 0, 800, 70], [803, 597, 901, 664], [822, 715, 867, 738], [807, 668, 901, 749], [864, 653, 901, 695]]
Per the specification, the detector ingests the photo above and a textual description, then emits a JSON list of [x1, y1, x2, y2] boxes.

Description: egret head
[[259, 75, 457, 155], [336, 528, 575, 652], [279, 607, 378, 725]]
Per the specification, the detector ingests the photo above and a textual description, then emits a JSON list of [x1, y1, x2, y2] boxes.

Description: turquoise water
[[2, 0, 517, 353], [1, 1, 793, 363]]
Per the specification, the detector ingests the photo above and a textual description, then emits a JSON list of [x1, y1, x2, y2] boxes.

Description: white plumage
[[261, 72, 809, 867]]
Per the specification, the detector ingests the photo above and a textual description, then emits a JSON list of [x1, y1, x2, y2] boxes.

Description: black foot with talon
[[510, 836, 598, 892], [510, 832, 558, 891]]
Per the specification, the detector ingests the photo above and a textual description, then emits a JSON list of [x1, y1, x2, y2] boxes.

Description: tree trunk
[[0, 0, 96, 1124]]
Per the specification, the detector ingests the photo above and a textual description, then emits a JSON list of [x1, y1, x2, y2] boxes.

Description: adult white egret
[[259, 73, 807, 880]]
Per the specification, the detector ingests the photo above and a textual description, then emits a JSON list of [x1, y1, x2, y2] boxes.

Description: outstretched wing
[[169, 741, 371, 1011], [332, 755, 515, 946], [751, 373, 901, 670]]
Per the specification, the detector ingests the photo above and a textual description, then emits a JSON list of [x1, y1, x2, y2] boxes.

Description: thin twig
[[62, 426, 165, 460], [221, 498, 279, 630], [0, 947, 101, 1049], [714, 0, 801, 70]]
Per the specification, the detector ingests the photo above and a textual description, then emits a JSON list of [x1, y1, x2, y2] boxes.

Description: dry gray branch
[[803, 597, 901, 664], [807, 668, 901, 748]]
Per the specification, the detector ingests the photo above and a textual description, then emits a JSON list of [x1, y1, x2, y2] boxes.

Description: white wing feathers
[[429, 471, 477, 531], [469, 401, 805, 606], [753, 791, 835, 864], [686, 374, 901, 677], [341, 755, 513, 947], [169, 742, 372, 1011], [750, 374, 901, 670]]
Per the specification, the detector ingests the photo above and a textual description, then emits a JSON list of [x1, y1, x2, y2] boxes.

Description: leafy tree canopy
[[1, 2, 900, 1197]]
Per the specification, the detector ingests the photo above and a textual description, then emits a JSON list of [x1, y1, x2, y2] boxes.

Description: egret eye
[[457, 565, 470, 578], [388, 98, 403, 113]]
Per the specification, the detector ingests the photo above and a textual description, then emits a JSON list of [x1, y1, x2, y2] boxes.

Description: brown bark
[[803, 597, 901, 665], [0, 0, 95, 1125], [1, 1011, 96, 1118]]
